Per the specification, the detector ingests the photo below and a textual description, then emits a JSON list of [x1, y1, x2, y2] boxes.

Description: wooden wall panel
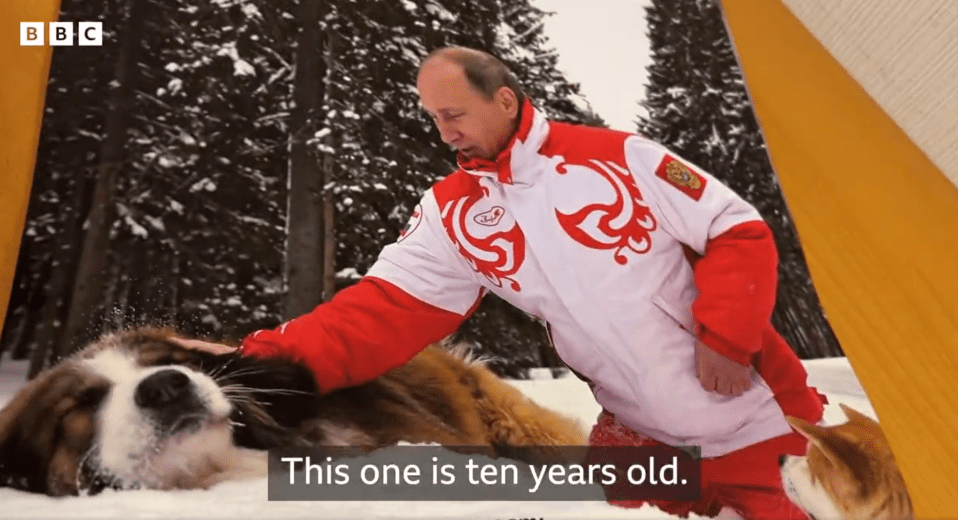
[[720, 1, 958, 517], [0, 1, 60, 333]]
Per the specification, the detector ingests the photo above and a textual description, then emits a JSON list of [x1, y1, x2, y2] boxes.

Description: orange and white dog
[[779, 404, 914, 520]]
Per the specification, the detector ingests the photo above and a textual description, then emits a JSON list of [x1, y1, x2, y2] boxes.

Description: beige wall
[[782, 0, 958, 189]]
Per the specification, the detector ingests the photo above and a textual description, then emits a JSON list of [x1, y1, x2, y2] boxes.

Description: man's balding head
[[419, 46, 526, 107], [416, 46, 524, 161]]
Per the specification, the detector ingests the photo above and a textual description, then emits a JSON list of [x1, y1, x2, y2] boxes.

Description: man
[[186, 46, 825, 519]]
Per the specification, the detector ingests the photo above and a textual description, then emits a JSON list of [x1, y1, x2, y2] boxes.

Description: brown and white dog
[[779, 404, 914, 520], [0, 327, 587, 496]]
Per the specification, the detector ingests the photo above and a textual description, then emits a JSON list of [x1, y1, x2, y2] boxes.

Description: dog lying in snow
[[0, 326, 587, 496]]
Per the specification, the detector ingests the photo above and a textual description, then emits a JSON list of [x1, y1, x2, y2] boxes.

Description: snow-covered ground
[[0, 354, 872, 520]]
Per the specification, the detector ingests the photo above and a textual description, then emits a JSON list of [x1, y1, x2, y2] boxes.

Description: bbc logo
[[20, 22, 103, 47]]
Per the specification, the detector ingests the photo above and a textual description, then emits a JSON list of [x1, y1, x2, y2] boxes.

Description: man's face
[[416, 58, 518, 161]]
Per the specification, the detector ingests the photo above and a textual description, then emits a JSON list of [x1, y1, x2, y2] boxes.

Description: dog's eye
[[75, 386, 108, 408], [147, 350, 200, 367], [150, 354, 177, 366]]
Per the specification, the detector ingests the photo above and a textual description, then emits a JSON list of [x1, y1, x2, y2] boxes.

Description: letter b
[[20, 22, 45, 46], [49, 22, 73, 46]]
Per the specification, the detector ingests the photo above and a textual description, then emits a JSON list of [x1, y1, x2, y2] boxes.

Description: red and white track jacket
[[241, 100, 825, 458]]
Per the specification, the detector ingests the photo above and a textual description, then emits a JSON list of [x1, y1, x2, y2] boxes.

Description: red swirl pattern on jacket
[[439, 185, 525, 291], [554, 159, 658, 265]]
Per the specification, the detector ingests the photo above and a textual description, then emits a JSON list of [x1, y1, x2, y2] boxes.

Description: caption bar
[[268, 445, 701, 501]]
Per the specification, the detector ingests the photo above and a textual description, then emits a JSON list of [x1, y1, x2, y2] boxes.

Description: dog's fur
[[0, 327, 587, 496], [779, 404, 914, 520]]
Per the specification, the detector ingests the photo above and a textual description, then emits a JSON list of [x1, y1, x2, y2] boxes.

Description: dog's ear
[[838, 403, 880, 427], [785, 415, 847, 465], [0, 379, 48, 492], [785, 415, 826, 442], [0, 399, 17, 485], [816, 428, 877, 499]]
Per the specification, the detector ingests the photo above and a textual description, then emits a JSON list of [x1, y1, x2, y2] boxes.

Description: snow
[[144, 215, 166, 232], [0, 355, 871, 519], [216, 42, 256, 77], [424, 1, 457, 24], [241, 3, 263, 20], [166, 78, 183, 95], [234, 60, 256, 77], [189, 178, 217, 193], [335, 267, 363, 280]]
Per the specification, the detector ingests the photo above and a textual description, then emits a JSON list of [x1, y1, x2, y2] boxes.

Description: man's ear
[[496, 86, 519, 118]]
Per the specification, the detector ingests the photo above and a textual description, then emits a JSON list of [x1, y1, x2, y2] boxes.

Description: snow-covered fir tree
[[2, 0, 604, 377]]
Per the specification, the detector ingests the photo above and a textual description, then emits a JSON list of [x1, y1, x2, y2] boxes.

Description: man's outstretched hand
[[169, 337, 239, 356], [694, 340, 752, 397]]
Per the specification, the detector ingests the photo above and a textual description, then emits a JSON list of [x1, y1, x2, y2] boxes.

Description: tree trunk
[[322, 166, 336, 301], [28, 263, 70, 377], [0, 238, 41, 362], [99, 252, 119, 331], [321, 27, 338, 301], [283, 0, 327, 320], [26, 174, 95, 376], [169, 249, 180, 329], [55, 0, 147, 360]]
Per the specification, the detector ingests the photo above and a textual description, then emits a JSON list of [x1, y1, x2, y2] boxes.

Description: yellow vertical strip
[[720, 1, 958, 517], [0, 2, 61, 333]]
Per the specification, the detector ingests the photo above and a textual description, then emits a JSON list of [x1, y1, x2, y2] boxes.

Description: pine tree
[[638, 0, 843, 359], [3, 0, 606, 377], [114, 0, 295, 342], [285, 0, 329, 319], [0, 0, 127, 370], [56, 0, 151, 366]]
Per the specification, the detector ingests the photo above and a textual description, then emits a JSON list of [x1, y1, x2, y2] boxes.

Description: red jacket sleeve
[[690, 220, 780, 366], [239, 276, 479, 392]]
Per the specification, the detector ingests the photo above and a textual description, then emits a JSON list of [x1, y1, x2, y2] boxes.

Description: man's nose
[[436, 121, 459, 144]]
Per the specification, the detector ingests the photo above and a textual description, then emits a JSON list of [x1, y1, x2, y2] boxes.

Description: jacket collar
[[456, 99, 550, 185]]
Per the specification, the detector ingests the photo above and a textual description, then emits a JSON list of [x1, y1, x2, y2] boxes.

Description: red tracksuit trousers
[[589, 411, 810, 520]]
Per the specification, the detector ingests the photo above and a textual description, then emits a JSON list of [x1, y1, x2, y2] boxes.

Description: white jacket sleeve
[[622, 136, 765, 255], [366, 188, 485, 316]]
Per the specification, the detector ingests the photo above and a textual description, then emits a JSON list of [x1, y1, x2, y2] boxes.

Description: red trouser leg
[[587, 412, 723, 518], [703, 431, 810, 520], [588, 411, 812, 520]]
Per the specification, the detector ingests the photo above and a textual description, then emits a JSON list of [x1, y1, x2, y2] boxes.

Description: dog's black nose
[[778, 454, 788, 467], [135, 369, 192, 409]]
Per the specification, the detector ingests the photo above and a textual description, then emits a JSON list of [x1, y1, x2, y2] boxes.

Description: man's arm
[[688, 220, 779, 365], [240, 276, 481, 392], [625, 138, 778, 394], [240, 189, 485, 393]]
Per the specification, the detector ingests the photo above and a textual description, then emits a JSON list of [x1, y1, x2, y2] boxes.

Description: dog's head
[[779, 404, 913, 520], [0, 327, 321, 496]]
